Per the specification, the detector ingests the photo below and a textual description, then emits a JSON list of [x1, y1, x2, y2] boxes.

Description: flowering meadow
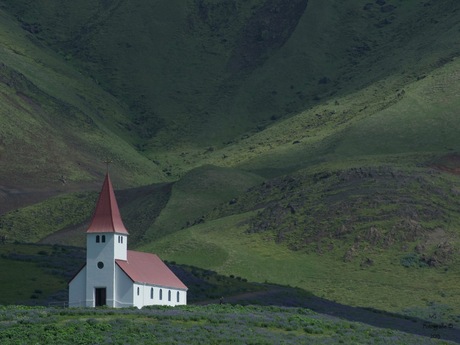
[[0, 304, 455, 345]]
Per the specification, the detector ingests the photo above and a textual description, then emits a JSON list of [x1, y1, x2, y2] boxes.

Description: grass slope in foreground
[[0, 305, 455, 345]]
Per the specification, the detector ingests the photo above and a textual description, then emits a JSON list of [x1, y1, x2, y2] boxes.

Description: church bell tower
[[85, 173, 129, 307]]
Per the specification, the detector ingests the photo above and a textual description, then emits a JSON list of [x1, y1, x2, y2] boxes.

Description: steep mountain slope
[[0, 9, 163, 191], [1, 0, 460, 322], [2, 0, 460, 179]]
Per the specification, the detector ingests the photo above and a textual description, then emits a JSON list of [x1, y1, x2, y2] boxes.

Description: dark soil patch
[[431, 153, 460, 175]]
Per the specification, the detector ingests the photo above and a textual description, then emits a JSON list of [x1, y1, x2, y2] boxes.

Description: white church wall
[[157, 287, 186, 307], [133, 283, 144, 308], [86, 233, 114, 261], [131, 284, 166, 308], [135, 285, 187, 308], [68, 267, 87, 307], [114, 234, 127, 261], [168, 289, 187, 306], [176, 289, 187, 306], [115, 265, 133, 307], [86, 233, 116, 307]]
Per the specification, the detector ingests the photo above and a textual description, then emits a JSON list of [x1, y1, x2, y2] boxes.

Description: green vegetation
[[0, 192, 96, 243], [0, 258, 61, 305], [141, 208, 460, 325], [0, 243, 81, 305], [0, 7, 163, 187], [0, 0, 460, 337], [1, 0, 459, 182], [0, 305, 455, 345], [0, 242, 267, 306], [144, 165, 264, 240]]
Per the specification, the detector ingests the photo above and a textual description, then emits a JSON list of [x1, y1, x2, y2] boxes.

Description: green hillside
[[1, 0, 460, 179], [140, 202, 460, 316], [0, 0, 460, 329], [0, 8, 162, 189], [143, 165, 264, 240]]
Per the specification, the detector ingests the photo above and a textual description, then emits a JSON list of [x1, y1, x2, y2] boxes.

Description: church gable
[[68, 266, 86, 307]]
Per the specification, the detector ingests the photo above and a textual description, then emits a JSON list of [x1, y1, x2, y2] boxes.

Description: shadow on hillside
[[194, 284, 460, 344]]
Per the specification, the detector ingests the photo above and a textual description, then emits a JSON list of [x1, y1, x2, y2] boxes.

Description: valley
[[0, 0, 459, 342]]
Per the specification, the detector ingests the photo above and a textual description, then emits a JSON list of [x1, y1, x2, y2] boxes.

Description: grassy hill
[[140, 206, 460, 321], [142, 165, 264, 241], [0, 0, 460, 331], [1, 0, 460, 180], [0, 7, 163, 190]]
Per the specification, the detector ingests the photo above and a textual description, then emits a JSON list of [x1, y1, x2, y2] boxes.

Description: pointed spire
[[86, 173, 129, 234]]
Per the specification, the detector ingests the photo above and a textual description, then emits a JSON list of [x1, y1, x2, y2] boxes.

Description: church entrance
[[95, 288, 106, 307]]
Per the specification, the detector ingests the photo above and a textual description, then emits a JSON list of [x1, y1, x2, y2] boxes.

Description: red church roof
[[87, 173, 129, 234], [116, 251, 187, 290]]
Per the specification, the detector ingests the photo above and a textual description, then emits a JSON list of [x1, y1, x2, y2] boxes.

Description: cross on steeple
[[103, 158, 113, 173]]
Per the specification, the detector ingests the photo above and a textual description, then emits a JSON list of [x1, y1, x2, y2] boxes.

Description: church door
[[95, 288, 106, 307]]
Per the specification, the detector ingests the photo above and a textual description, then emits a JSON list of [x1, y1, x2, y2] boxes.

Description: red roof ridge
[[86, 173, 129, 234]]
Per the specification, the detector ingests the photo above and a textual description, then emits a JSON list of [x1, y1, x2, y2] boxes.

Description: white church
[[68, 173, 188, 308]]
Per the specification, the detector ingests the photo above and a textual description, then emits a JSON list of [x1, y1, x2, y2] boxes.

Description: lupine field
[[0, 304, 456, 345]]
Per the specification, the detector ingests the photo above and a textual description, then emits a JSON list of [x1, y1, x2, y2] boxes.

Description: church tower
[[85, 173, 128, 307], [69, 172, 188, 308]]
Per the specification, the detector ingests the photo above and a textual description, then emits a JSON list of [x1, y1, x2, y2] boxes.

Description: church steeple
[[86, 173, 129, 234], [69, 171, 188, 308]]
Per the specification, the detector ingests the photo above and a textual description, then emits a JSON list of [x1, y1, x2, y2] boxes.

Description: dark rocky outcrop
[[228, 0, 309, 73]]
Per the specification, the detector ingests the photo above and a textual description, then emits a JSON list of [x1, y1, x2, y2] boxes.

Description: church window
[[177, 291, 180, 302], [97, 262, 104, 269], [168, 290, 171, 302], [150, 288, 154, 299], [121, 236, 123, 244], [159, 289, 163, 300], [96, 235, 100, 243], [102, 235, 106, 243], [137, 287, 140, 296]]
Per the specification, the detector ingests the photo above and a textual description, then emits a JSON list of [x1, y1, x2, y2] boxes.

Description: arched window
[[96, 235, 100, 243], [137, 287, 140, 296], [168, 290, 171, 302], [121, 236, 123, 244], [159, 289, 163, 300], [101, 235, 106, 243], [177, 291, 180, 303], [150, 288, 154, 299]]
